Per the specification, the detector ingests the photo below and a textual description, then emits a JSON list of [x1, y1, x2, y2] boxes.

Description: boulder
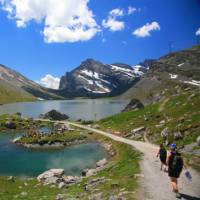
[[7, 176, 15, 182], [93, 124, 100, 129], [58, 182, 66, 189], [41, 110, 69, 121], [161, 127, 169, 138], [86, 169, 97, 177], [84, 177, 106, 191], [174, 132, 183, 140], [96, 158, 107, 168], [122, 99, 144, 112], [37, 169, 64, 185], [62, 176, 81, 184], [197, 136, 200, 146]]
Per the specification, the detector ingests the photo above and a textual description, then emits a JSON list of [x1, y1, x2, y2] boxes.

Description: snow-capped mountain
[[59, 59, 149, 97]]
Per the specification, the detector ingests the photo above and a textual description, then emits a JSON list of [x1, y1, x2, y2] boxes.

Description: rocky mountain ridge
[[59, 59, 152, 97], [119, 45, 200, 104]]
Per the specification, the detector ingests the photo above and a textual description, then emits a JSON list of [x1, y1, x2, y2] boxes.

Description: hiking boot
[[175, 192, 181, 199]]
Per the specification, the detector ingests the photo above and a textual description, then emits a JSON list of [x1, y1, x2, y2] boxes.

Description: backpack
[[170, 151, 183, 172], [160, 148, 167, 157]]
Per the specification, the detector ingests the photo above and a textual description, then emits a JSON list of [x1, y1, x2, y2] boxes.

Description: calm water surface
[[0, 99, 128, 120], [0, 132, 108, 177]]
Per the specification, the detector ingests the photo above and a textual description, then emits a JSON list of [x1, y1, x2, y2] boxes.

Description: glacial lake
[[0, 99, 129, 120], [0, 132, 108, 177]]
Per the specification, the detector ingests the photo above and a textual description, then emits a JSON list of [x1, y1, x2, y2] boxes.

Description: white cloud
[[196, 27, 200, 36], [133, 21, 160, 38], [36, 74, 60, 89], [109, 8, 124, 17], [128, 6, 136, 15], [102, 8, 125, 32], [0, 0, 100, 43]]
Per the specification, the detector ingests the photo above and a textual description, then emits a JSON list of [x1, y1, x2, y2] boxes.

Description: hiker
[[156, 144, 167, 171], [166, 143, 184, 199]]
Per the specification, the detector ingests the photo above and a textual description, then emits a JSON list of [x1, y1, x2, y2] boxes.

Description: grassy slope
[[0, 83, 36, 104], [0, 132, 141, 200], [98, 86, 200, 170]]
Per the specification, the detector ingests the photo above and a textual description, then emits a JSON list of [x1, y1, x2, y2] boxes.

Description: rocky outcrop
[[82, 158, 108, 177], [161, 127, 169, 138], [122, 98, 144, 112], [40, 110, 69, 121], [174, 131, 183, 140], [125, 127, 145, 139], [37, 169, 81, 187]]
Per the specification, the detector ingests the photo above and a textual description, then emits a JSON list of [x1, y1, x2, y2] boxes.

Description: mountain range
[[0, 45, 199, 104]]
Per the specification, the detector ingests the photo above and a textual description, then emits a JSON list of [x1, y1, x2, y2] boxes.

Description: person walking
[[167, 143, 184, 199], [157, 144, 167, 171]]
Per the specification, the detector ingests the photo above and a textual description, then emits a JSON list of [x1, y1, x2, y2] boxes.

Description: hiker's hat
[[170, 143, 177, 149]]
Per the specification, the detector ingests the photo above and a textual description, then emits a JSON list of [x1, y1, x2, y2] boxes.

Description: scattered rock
[[96, 158, 107, 168], [134, 173, 145, 178], [126, 127, 145, 138], [20, 192, 28, 196], [55, 194, 65, 200], [62, 175, 81, 185], [7, 176, 15, 182], [159, 120, 165, 124], [197, 136, 200, 146], [58, 182, 66, 189], [93, 124, 100, 129], [84, 177, 107, 191], [174, 131, 183, 140], [37, 169, 64, 185], [161, 127, 169, 138], [88, 192, 103, 200]]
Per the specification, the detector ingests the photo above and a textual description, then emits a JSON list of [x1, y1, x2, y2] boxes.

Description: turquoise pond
[[0, 132, 108, 177]]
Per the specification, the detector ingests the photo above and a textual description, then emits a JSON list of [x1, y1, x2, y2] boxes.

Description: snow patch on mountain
[[110, 65, 135, 77], [78, 74, 93, 85], [81, 69, 99, 79], [132, 65, 145, 77], [95, 81, 111, 93]]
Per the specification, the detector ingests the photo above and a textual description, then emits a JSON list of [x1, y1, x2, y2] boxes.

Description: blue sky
[[0, 0, 200, 88]]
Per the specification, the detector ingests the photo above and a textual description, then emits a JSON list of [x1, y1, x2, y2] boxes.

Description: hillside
[[59, 59, 151, 98], [0, 64, 63, 104], [97, 45, 200, 171], [119, 45, 200, 104]]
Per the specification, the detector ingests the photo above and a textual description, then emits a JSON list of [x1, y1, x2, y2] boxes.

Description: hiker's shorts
[[168, 168, 181, 178]]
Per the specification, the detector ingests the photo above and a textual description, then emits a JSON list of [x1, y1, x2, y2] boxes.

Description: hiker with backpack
[[157, 144, 167, 171], [166, 143, 184, 199]]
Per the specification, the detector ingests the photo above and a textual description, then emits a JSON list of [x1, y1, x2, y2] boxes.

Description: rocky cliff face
[[59, 59, 149, 97]]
